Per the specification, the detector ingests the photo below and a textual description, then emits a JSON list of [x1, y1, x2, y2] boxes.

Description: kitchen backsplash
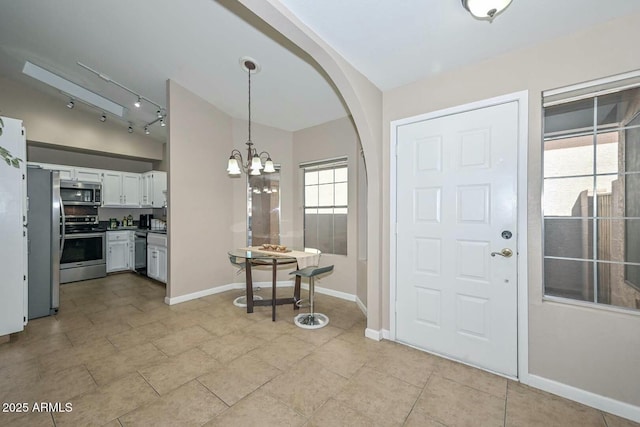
[[98, 207, 167, 222]]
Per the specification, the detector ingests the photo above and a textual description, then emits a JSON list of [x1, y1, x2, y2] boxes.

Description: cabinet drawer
[[107, 231, 130, 241]]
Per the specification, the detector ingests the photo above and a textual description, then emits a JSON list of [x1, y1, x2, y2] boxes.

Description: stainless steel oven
[[60, 204, 107, 283]]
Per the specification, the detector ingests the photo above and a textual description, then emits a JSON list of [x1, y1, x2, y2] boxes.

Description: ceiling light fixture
[[99, 113, 107, 122], [128, 124, 134, 134], [160, 118, 165, 127], [461, 0, 512, 21], [134, 96, 141, 108], [227, 58, 275, 177], [22, 61, 125, 117], [144, 126, 150, 135], [66, 99, 75, 109]]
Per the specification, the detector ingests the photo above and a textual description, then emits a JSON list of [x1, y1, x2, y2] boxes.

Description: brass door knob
[[491, 248, 513, 258]]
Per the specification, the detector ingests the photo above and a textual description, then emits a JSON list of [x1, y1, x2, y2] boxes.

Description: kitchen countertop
[[107, 227, 167, 234]]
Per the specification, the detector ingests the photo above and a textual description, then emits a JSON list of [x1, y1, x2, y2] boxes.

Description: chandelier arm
[[257, 151, 272, 161]]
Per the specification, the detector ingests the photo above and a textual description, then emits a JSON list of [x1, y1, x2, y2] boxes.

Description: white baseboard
[[524, 374, 640, 423], [164, 281, 358, 305], [364, 328, 391, 341], [356, 296, 367, 316]]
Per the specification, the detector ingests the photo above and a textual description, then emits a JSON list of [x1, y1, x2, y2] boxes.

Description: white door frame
[[389, 90, 529, 380]]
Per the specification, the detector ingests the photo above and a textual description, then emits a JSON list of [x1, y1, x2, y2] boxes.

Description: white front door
[[395, 101, 519, 376]]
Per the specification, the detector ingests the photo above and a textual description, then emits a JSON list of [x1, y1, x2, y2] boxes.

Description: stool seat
[[289, 265, 334, 278], [290, 265, 334, 329]]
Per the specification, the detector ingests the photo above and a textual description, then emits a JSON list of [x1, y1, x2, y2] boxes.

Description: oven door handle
[[60, 199, 66, 260], [64, 232, 105, 239]]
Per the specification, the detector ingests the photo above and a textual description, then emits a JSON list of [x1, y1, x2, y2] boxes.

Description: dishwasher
[[134, 231, 147, 273]]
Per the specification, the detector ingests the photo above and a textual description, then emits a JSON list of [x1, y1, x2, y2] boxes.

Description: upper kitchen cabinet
[[102, 171, 140, 207], [141, 171, 167, 208], [27, 163, 103, 183]]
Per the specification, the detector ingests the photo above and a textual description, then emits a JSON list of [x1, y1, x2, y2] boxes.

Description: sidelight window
[[302, 158, 348, 255], [542, 74, 640, 312]]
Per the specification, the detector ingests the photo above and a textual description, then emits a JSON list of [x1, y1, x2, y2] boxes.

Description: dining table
[[228, 247, 321, 321]]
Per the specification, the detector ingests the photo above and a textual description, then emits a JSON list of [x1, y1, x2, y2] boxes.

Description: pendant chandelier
[[461, 0, 512, 22], [227, 58, 275, 176]]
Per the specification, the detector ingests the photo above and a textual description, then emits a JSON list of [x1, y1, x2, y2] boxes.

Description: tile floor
[[0, 273, 638, 427]]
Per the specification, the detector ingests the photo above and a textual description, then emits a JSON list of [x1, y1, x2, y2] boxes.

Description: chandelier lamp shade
[[227, 58, 275, 177], [461, 0, 512, 21]]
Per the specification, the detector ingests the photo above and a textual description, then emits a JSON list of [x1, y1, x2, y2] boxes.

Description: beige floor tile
[[86, 342, 168, 386], [52, 372, 157, 426], [86, 304, 143, 325], [0, 365, 96, 424], [305, 337, 371, 379], [51, 312, 94, 333], [403, 410, 448, 427], [139, 348, 221, 395], [204, 389, 306, 427], [334, 366, 422, 425], [366, 340, 439, 387], [198, 315, 259, 337], [126, 306, 176, 328], [167, 298, 211, 312], [603, 413, 640, 427], [158, 309, 216, 331], [247, 334, 315, 370], [0, 332, 72, 366], [118, 380, 227, 426], [434, 357, 508, 399], [413, 375, 505, 427], [506, 382, 606, 427], [38, 337, 118, 377], [64, 321, 131, 346], [262, 359, 348, 417], [106, 322, 171, 349], [2, 412, 55, 427], [287, 324, 344, 346], [306, 399, 378, 427], [131, 297, 168, 312], [198, 354, 281, 406], [152, 324, 213, 356], [241, 317, 299, 341], [0, 358, 39, 394], [198, 332, 267, 364]]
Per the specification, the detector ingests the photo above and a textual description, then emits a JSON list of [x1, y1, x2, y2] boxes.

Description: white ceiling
[[0, 0, 639, 143]]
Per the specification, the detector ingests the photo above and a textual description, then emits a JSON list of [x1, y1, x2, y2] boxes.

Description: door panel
[[396, 101, 519, 376]]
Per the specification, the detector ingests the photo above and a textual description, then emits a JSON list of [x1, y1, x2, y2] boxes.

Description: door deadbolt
[[491, 248, 513, 258], [501, 230, 512, 240]]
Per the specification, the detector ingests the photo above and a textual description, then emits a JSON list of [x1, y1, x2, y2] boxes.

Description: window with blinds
[[301, 158, 348, 255]]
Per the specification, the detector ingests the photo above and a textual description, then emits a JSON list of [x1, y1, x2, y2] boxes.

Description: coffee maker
[[139, 214, 153, 229]]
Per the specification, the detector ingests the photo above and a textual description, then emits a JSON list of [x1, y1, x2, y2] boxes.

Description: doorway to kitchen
[[390, 91, 529, 378]]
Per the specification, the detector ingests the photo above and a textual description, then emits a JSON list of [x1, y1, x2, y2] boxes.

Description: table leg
[[272, 259, 277, 321], [246, 260, 254, 314]]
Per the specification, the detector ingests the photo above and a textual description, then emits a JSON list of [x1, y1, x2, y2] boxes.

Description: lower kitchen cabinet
[[107, 231, 133, 273], [147, 233, 167, 283]]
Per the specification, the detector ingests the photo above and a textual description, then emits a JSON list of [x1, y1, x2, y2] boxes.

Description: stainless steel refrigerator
[[27, 167, 61, 319]]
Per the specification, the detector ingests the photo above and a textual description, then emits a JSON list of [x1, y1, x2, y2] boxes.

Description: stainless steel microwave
[[60, 180, 102, 206]]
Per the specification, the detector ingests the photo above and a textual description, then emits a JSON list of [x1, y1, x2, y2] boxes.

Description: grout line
[[601, 410, 610, 427], [137, 370, 161, 397], [504, 380, 509, 427]]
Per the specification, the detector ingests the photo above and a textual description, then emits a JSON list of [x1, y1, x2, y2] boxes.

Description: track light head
[[99, 113, 107, 122], [160, 118, 166, 127], [128, 125, 133, 133], [134, 96, 141, 108], [157, 110, 162, 119], [144, 126, 150, 135], [67, 99, 75, 109]]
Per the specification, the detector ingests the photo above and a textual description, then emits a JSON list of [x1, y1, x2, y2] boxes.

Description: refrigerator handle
[[59, 198, 65, 259]]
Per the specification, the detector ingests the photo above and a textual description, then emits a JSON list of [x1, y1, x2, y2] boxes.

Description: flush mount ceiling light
[[22, 61, 125, 117], [461, 0, 512, 21], [226, 57, 275, 177]]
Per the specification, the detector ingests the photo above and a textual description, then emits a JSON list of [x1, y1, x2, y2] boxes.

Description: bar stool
[[229, 255, 263, 307], [290, 265, 333, 329]]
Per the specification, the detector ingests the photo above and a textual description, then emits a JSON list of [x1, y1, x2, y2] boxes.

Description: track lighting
[[99, 113, 107, 122], [144, 126, 150, 135], [128, 125, 133, 133], [157, 110, 163, 119], [134, 96, 141, 108], [67, 99, 75, 109]]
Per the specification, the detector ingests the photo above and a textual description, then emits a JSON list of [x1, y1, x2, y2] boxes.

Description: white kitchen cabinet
[[141, 171, 167, 208], [147, 232, 167, 283], [74, 167, 102, 183], [102, 171, 140, 207], [28, 162, 74, 180], [106, 231, 130, 272]]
